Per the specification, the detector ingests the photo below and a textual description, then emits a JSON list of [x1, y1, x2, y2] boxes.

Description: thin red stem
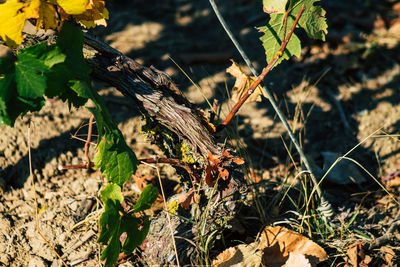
[[217, 5, 305, 132], [84, 115, 94, 168]]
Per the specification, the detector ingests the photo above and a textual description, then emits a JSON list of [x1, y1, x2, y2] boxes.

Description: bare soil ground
[[1, 0, 400, 266]]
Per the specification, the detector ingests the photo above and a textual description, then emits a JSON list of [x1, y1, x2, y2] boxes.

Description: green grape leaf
[[98, 197, 123, 267], [56, 21, 91, 80], [263, 0, 288, 13], [259, 18, 301, 65], [120, 216, 150, 255], [45, 64, 88, 108], [94, 131, 138, 186], [0, 58, 15, 102], [0, 57, 45, 126], [292, 0, 327, 40], [0, 61, 13, 125], [259, 0, 327, 65], [15, 53, 48, 98], [98, 184, 155, 267], [132, 184, 159, 212], [42, 46, 66, 68], [20, 42, 66, 68], [100, 183, 124, 204]]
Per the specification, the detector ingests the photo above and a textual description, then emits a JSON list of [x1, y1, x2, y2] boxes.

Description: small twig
[[218, 5, 304, 131], [27, 123, 68, 267], [59, 116, 95, 171], [140, 158, 200, 183], [368, 207, 400, 249], [58, 163, 95, 171], [209, 99, 219, 124], [84, 115, 95, 168], [209, 0, 333, 218]]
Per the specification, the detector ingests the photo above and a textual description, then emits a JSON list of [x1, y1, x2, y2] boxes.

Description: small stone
[[28, 256, 46, 267]]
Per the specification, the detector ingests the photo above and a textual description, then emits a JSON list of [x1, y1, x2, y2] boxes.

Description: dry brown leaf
[[385, 177, 400, 188], [259, 226, 327, 266], [212, 226, 326, 267], [283, 253, 312, 267], [219, 167, 230, 180], [381, 246, 395, 267], [346, 243, 358, 267], [178, 190, 199, 210], [212, 244, 262, 267], [233, 158, 245, 165], [346, 242, 371, 267], [226, 60, 266, 103]]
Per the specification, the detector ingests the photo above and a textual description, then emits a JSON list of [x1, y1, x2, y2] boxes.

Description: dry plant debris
[[212, 226, 327, 267], [226, 60, 266, 103]]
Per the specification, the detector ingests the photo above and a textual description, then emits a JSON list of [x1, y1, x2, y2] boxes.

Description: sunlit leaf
[[263, 0, 288, 13], [57, 0, 89, 15], [226, 60, 266, 103], [0, 0, 26, 46]]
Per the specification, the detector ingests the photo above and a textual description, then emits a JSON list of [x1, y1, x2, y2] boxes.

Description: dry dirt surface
[[1, 0, 400, 266]]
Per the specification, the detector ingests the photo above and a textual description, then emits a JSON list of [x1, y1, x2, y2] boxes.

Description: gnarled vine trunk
[[19, 32, 247, 265]]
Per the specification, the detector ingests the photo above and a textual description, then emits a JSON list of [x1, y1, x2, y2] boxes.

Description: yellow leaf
[[226, 60, 266, 103], [24, 0, 41, 19], [38, 205, 47, 214], [37, 2, 59, 30], [57, 0, 89, 15], [73, 0, 108, 28], [0, 0, 26, 46]]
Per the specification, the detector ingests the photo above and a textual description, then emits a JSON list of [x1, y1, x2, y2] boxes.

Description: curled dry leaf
[[283, 253, 311, 267], [226, 60, 266, 103], [212, 244, 262, 267], [259, 226, 327, 266], [219, 167, 230, 181], [212, 226, 327, 267], [380, 246, 395, 267], [178, 189, 200, 210], [233, 158, 245, 165], [345, 242, 371, 267]]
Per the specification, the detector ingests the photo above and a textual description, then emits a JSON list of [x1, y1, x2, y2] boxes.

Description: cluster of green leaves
[[0, 22, 157, 266], [99, 184, 158, 266], [0, 26, 86, 126], [259, 0, 328, 66]]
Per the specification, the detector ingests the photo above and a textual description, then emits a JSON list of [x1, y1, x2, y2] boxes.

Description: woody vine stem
[[209, 1, 333, 218]]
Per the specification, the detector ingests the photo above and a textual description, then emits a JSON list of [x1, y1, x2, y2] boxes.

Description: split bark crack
[[83, 33, 246, 265], [17, 31, 246, 265]]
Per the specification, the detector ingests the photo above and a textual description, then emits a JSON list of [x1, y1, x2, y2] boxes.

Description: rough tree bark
[[18, 32, 248, 265], [84, 33, 247, 265]]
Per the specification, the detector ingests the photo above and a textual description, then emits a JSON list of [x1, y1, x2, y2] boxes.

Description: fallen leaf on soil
[[283, 252, 312, 267], [219, 167, 230, 180], [207, 154, 220, 165], [345, 242, 358, 267], [345, 242, 371, 267], [321, 151, 366, 184], [222, 149, 234, 159], [178, 190, 199, 210], [212, 243, 262, 267], [205, 164, 218, 186], [380, 246, 395, 267], [226, 60, 266, 103], [233, 158, 245, 165], [212, 226, 327, 267], [259, 226, 327, 266]]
